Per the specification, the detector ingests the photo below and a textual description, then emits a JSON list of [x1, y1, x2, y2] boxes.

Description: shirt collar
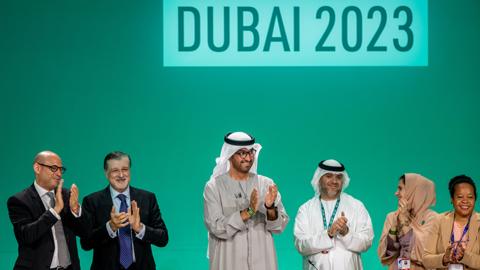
[[110, 185, 130, 201], [34, 180, 53, 198]]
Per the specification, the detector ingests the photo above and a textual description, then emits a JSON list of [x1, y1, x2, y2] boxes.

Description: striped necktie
[[46, 192, 71, 268]]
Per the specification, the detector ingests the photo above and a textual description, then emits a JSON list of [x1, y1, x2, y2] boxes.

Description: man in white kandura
[[203, 131, 289, 270], [294, 159, 374, 270]]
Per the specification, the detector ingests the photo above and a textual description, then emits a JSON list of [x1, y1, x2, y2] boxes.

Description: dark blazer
[[7, 184, 88, 270], [80, 186, 168, 270]]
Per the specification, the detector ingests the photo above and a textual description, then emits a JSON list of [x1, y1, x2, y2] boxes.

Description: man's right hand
[[241, 188, 259, 221], [327, 226, 337, 238], [53, 179, 64, 215], [328, 212, 348, 237], [108, 206, 129, 232]]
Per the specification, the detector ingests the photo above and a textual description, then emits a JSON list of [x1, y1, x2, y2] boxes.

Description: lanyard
[[450, 215, 471, 256], [320, 197, 340, 229]]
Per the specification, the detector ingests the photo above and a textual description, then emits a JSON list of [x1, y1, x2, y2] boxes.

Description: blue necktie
[[117, 194, 133, 269]]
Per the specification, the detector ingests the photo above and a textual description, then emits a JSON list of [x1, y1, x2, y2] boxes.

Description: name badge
[[397, 258, 410, 270], [449, 264, 464, 270]]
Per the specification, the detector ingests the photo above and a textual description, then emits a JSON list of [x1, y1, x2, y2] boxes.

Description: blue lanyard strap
[[450, 215, 471, 256], [320, 197, 340, 229]]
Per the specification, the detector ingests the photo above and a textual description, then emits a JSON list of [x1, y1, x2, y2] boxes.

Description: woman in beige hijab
[[378, 173, 438, 270]]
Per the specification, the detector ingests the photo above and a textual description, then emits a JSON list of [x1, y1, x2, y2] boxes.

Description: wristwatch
[[247, 207, 255, 217], [388, 228, 398, 236]]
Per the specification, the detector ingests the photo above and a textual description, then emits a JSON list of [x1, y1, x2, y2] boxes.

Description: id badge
[[397, 258, 411, 270], [449, 264, 464, 270]]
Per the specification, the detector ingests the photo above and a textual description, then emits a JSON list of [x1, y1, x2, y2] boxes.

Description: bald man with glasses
[[7, 150, 89, 270]]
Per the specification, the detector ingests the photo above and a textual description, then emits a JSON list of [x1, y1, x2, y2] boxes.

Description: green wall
[[1, 0, 479, 269]]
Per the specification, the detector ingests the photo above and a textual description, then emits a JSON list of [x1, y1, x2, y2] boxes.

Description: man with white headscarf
[[294, 159, 374, 270], [203, 132, 289, 270]]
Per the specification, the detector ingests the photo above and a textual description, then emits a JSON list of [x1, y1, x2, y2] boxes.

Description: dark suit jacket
[[7, 184, 88, 270], [80, 186, 168, 270]]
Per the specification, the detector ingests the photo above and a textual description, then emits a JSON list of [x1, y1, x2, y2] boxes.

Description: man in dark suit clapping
[[7, 150, 88, 270], [81, 151, 168, 270]]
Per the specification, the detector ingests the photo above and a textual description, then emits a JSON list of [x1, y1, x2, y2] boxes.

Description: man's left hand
[[69, 183, 80, 215], [129, 200, 143, 233], [335, 212, 349, 236], [264, 185, 278, 208]]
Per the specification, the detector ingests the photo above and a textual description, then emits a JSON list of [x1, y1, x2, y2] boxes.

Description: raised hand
[[264, 185, 278, 208], [69, 183, 80, 215], [109, 206, 129, 232], [53, 179, 65, 214], [397, 198, 411, 227], [328, 212, 349, 237], [337, 212, 349, 236], [128, 200, 143, 233], [250, 188, 258, 213]]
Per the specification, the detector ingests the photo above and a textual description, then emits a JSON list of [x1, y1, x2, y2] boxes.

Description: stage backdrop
[[1, 0, 479, 269]]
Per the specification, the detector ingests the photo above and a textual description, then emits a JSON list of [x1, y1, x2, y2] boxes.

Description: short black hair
[[448, 174, 477, 200], [104, 151, 131, 171]]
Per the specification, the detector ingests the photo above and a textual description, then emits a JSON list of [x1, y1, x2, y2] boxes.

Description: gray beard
[[320, 189, 341, 200]]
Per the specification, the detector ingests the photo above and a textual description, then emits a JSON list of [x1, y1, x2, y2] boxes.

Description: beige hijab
[[378, 173, 437, 269], [404, 173, 436, 225]]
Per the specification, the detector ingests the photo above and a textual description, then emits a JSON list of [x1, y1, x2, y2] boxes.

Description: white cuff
[[49, 208, 61, 220], [106, 221, 118, 238], [71, 205, 82, 218], [135, 224, 146, 239]]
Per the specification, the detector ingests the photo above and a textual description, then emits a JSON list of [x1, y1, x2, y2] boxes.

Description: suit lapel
[[102, 186, 114, 216], [466, 212, 480, 252], [441, 212, 455, 248], [26, 184, 55, 244], [26, 184, 47, 217], [130, 186, 137, 202]]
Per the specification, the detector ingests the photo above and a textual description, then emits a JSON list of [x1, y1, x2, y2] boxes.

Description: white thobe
[[294, 193, 374, 270], [204, 173, 289, 270]]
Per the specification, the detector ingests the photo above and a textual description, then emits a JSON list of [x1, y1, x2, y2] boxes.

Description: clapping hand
[[109, 206, 129, 232], [53, 180, 64, 214], [443, 245, 455, 266], [328, 212, 349, 237], [69, 183, 80, 215], [397, 198, 411, 226], [264, 185, 278, 208], [128, 200, 143, 233]]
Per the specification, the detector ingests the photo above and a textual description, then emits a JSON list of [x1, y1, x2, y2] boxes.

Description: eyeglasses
[[37, 162, 67, 174], [235, 149, 257, 159], [109, 168, 130, 176]]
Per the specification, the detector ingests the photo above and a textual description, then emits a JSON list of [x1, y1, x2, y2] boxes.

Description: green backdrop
[[1, 0, 479, 269]]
